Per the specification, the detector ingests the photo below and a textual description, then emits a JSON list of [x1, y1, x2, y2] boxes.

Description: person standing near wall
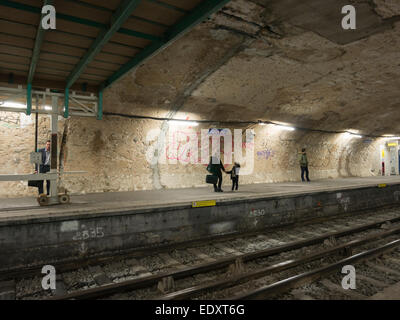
[[227, 162, 240, 191], [298, 148, 311, 182], [35, 140, 51, 195], [208, 155, 226, 192]]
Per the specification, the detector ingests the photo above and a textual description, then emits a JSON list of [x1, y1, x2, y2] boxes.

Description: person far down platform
[[34, 140, 51, 195]]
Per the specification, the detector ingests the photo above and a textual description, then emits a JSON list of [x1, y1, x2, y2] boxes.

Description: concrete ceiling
[[103, 0, 400, 136]]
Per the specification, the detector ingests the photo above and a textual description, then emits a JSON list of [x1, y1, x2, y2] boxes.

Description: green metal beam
[[0, 0, 158, 41], [63, 0, 169, 28], [97, 90, 103, 120], [26, 83, 32, 115], [103, 0, 232, 88], [64, 87, 69, 118], [66, 0, 142, 89], [28, 0, 53, 84], [119, 28, 162, 42], [145, 0, 188, 13]]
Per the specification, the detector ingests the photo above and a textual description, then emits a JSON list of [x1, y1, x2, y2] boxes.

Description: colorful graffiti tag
[[257, 149, 275, 160]]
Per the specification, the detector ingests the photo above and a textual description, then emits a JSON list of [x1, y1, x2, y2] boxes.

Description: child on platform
[[227, 162, 240, 191]]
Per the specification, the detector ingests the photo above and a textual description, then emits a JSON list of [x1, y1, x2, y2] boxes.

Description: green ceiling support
[[97, 90, 103, 120], [119, 28, 162, 42], [28, 0, 53, 84], [64, 87, 69, 118], [145, 0, 188, 13], [0, 0, 157, 42], [66, 0, 142, 89], [26, 83, 32, 116], [165, 0, 230, 40], [103, 0, 232, 88]]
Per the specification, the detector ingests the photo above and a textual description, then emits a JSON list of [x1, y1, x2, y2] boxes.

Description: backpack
[[299, 153, 308, 167]]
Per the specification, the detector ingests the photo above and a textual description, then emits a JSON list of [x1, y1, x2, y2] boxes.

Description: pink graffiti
[[165, 130, 254, 164], [166, 130, 202, 163]]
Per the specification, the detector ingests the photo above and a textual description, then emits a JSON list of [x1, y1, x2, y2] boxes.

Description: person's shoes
[[218, 189, 224, 192]]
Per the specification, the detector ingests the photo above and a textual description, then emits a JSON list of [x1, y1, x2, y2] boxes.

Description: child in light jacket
[[227, 162, 241, 191]]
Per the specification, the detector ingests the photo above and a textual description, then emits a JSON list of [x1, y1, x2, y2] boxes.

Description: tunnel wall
[[0, 112, 383, 198]]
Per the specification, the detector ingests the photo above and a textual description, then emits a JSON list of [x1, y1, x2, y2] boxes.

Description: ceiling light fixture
[[274, 124, 295, 131], [343, 132, 363, 139], [1, 101, 26, 109], [169, 120, 199, 127]]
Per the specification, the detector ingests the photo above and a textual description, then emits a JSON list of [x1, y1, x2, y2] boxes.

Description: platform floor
[[1, 176, 400, 222]]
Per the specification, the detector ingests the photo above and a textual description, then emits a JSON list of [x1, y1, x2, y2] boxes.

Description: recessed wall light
[[274, 124, 295, 131], [169, 120, 199, 127], [1, 101, 26, 109]]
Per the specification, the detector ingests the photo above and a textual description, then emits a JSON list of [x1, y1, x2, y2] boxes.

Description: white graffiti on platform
[[339, 197, 351, 212], [394, 191, 400, 202], [72, 225, 105, 241], [249, 208, 266, 217], [79, 242, 87, 254]]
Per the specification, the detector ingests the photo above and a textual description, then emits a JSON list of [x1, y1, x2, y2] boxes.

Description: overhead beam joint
[[103, 0, 232, 88], [28, 0, 53, 84], [65, 0, 142, 89]]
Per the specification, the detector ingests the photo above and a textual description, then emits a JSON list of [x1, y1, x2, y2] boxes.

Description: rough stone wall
[[60, 116, 154, 194], [373, 0, 400, 18], [0, 112, 382, 198]]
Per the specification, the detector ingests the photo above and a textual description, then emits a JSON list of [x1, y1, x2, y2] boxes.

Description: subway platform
[[1, 176, 400, 271]]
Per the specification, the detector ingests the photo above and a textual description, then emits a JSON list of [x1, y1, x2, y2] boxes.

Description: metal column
[[49, 95, 58, 203]]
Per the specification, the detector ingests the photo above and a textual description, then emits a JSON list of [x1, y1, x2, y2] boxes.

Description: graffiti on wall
[[257, 149, 275, 160], [166, 130, 202, 164], [164, 129, 255, 164]]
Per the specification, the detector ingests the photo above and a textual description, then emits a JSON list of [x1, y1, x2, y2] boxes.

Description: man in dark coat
[[35, 140, 51, 195], [209, 156, 226, 192]]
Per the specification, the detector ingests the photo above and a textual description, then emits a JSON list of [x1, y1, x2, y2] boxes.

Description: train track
[[231, 239, 400, 300], [164, 229, 400, 300], [49, 214, 400, 300], [3, 208, 400, 300]]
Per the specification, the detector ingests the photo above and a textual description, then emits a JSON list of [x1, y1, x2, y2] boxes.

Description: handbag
[[28, 179, 41, 188], [206, 174, 218, 184]]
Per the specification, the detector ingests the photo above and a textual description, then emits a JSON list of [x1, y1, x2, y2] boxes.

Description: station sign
[[192, 200, 216, 208]]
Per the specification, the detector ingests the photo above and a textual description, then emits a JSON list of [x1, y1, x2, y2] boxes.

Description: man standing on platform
[[35, 140, 51, 195], [299, 148, 311, 182], [208, 155, 226, 192]]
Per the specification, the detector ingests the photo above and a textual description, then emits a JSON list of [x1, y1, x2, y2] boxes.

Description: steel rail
[[232, 238, 400, 300], [159, 225, 400, 300], [48, 216, 400, 300]]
